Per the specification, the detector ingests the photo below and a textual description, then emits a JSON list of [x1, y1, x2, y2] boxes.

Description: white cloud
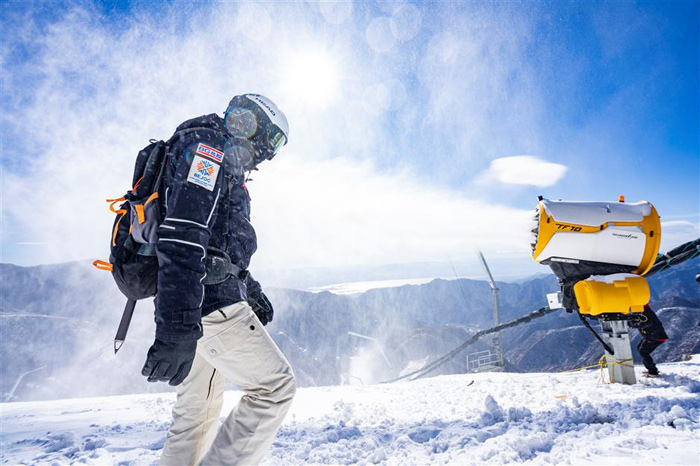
[[0, 3, 543, 268], [660, 220, 698, 229], [662, 214, 700, 220], [478, 156, 568, 188], [251, 154, 532, 269], [659, 219, 699, 253]]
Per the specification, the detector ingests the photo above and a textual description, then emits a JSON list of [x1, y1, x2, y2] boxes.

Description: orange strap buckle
[[93, 260, 113, 271], [135, 204, 146, 224]]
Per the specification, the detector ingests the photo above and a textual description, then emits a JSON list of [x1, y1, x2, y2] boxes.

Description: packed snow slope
[[2, 357, 699, 466]]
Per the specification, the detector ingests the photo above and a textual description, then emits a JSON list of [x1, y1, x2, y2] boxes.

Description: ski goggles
[[224, 104, 287, 160]]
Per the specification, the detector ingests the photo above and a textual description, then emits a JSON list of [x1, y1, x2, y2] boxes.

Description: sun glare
[[280, 47, 340, 109]]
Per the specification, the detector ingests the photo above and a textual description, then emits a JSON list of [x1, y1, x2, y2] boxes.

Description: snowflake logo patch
[[187, 155, 220, 191], [196, 159, 216, 176]]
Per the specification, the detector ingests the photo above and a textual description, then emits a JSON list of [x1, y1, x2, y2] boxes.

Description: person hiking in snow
[[140, 94, 295, 466], [630, 304, 668, 377]]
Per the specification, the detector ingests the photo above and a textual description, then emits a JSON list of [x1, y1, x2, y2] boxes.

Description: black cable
[[646, 238, 699, 277], [577, 312, 614, 355], [382, 307, 554, 383], [381, 238, 699, 384]]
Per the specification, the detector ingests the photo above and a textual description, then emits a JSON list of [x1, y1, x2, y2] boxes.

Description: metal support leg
[[600, 319, 636, 384]]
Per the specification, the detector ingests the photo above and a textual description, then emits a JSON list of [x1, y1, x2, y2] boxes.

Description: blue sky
[[1, 0, 698, 277]]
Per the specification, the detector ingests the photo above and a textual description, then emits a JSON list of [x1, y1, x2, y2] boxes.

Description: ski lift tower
[[477, 250, 504, 369]]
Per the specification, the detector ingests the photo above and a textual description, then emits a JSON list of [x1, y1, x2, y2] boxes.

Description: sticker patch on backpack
[[196, 143, 224, 163], [187, 155, 220, 191]]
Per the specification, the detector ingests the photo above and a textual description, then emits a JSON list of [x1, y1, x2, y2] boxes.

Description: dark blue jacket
[[154, 114, 259, 341]]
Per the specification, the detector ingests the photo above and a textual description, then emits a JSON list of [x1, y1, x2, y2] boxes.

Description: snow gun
[[531, 196, 662, 384]]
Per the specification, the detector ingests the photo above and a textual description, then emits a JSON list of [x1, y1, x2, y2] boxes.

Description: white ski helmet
[[224, 93, 289, 164]]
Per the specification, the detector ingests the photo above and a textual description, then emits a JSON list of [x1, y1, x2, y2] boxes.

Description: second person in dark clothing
[[631, 305, 668, 376]]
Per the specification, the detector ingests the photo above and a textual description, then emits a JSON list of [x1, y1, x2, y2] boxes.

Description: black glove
[[141, 338, 197, 386], [248, 291, 274, 325]]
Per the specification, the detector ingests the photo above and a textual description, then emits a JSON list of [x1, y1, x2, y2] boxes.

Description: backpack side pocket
[[129, 192, 162, 245]]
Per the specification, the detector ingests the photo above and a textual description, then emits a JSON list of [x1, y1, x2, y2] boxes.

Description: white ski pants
[[159, 301, 296, 466]]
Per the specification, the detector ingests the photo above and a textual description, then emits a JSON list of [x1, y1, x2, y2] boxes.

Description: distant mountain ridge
[[1, 260, 698, 401]]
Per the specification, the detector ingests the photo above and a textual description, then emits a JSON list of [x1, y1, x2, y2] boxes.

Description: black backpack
[[95, 129, 207, 352], [93, 137, 173, 352], [95, 128, 242, 352]]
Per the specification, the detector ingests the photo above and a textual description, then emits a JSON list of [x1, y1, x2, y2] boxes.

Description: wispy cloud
[[0, 3, 568, 268], [252, 154, 532, 269], [477, 156, 568, 188], [659, 219, 699, 253], [663, 213, 700, 220], [661, 220, 699, 229]]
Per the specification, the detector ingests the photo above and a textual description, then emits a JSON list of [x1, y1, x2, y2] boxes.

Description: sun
[[279, 46, 341, 109]]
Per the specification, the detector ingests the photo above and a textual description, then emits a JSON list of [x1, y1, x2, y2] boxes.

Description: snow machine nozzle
[[531, 197, 661, 317], [531, 197, 661, 278], [531, 196, 663, 385]]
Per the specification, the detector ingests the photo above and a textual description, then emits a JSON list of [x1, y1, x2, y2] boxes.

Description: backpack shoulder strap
[[164, 126, 225, 147], [150, 126, 222, 193]]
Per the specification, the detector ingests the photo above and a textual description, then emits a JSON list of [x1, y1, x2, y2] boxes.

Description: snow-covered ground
[[2, 358, 699, 466]]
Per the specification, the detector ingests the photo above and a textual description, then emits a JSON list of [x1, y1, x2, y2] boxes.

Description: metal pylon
[[600, 319, 636, 384], [477, 250, 503, 368]]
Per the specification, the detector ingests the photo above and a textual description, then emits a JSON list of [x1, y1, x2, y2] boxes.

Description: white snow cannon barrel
[[531, 196, 661, 315]]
